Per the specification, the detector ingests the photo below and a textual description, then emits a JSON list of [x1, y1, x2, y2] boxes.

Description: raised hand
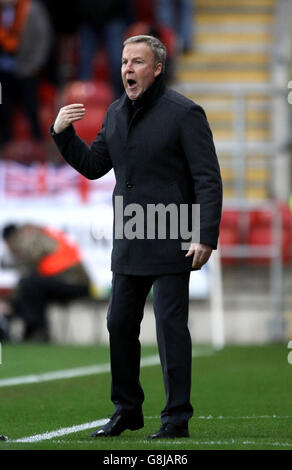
[[53, 104, 86, 134]]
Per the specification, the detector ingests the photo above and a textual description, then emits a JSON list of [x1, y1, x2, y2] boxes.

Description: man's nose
[[124, 62, 134, 73]]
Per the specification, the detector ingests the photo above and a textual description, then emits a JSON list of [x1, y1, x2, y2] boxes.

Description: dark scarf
[[126, 73, 166, 119]]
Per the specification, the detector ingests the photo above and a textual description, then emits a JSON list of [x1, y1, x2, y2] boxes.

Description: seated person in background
[[0, 223, 90, 341]]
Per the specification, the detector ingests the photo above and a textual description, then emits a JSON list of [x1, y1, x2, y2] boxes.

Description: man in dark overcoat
[[51, 35, 222, 439]]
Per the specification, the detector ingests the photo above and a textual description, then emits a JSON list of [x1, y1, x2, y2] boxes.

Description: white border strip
[[0, 349, 214, 388], [0, 363, 111, 388], [10, 423, 292, 446], [9, 415, 292, 444], [13, 419, 109, 443]]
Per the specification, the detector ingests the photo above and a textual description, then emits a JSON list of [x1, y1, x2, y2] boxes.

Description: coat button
[[126, 182, 134, 188]]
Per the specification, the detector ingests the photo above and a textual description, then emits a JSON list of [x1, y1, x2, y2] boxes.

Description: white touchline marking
[[0, 363, 111, 388], [2, 348, 214, 444], [0, 348, 214, 388], [8, 414, 292, 444], [13, 419, 109, 443], [9, 435, 292, 447]]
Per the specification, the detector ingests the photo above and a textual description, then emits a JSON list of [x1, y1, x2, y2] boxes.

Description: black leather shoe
[[147, 423, 189, 439], [91, 412, 144, 437]]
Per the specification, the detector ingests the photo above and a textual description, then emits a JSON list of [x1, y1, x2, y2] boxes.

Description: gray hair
[[123, 35, 167, 73]]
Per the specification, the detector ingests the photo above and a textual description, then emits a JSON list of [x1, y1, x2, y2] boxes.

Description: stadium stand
[[176, 0, 280, 200], [174, 0, 292, 341], [175, 0, 292, 255], [1, 0, 292, 344]]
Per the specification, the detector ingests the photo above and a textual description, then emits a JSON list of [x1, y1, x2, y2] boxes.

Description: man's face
[[121, 42, 162, 100]]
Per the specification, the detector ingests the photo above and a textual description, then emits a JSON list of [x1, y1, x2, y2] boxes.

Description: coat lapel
[[115, 93, 130, 147]]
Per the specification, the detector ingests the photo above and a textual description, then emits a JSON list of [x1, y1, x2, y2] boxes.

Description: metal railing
[[173, 82, 291, 341], [174, 82, 290, 201]]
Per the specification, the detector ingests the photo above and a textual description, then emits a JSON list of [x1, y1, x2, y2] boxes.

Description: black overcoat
[[51, 75, 222, 275]]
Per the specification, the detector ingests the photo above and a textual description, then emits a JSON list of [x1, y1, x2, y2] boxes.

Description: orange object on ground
[[38, 227, 82, 276]]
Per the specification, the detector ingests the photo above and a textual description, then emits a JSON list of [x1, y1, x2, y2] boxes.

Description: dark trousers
[[107, 271, 193, 426], [13, 274, 89, 340], [0, 71, 42, 144]]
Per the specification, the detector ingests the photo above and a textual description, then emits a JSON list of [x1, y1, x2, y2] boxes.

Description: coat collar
[[116, 73, 166, 114], [114, 74, 166, 144]]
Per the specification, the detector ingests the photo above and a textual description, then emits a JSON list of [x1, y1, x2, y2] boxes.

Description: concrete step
[[213, 128, 271, 140], [179, 62, 269, 73], [211, 119, 270, 130], [222, 187, 269, 199], [220, 155, 271, 169], [215, 141, 277, 156], [196, 0, 276, 7], [196, 31, 274, 45], [196, 23, 275, 34], [196, 1, 275, 14], [180, 52, 270, 66], [221, 168, 270, 183], [178, 69, 271, 83], [195, 12, 275, 24], [205, 109, 271, 123], [186, 94, 271, 109], [193, 43, 274, 53]]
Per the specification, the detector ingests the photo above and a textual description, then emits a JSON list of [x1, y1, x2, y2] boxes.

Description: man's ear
[[154, 62, 163, 77]]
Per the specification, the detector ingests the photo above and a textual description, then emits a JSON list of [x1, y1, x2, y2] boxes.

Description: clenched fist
[[53, 104, 86, 134]]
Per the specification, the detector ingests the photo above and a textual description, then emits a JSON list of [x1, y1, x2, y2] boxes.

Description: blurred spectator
[[76, 0, 135, 99], [0, 0, 52, 146], [0, 223, 91, 341], [38, 0, 80, 86], [155, 0, 193, 53], [39, 0, 79, 35], [133, 0, 155, 23]]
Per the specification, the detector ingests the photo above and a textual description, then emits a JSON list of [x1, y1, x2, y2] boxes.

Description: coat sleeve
[[180, 104, 223, 249], [50, 113, 113, 180]]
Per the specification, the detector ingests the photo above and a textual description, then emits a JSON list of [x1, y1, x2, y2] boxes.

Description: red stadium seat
[[62, 80, 114, 108], [249, 204, 291, 229], [247, 226, 291, 264], [73, 105, 107, 144], [219, 205, 292, 265], [219, 210, 240, 265], [247, 204, 292, 264], [220, 210, 240, 228]]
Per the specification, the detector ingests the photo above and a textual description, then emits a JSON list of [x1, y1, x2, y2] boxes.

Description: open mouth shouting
[[127, 78, 137, 89]]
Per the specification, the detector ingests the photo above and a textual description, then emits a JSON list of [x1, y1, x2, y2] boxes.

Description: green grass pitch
[[0, 343, 291, 450]]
